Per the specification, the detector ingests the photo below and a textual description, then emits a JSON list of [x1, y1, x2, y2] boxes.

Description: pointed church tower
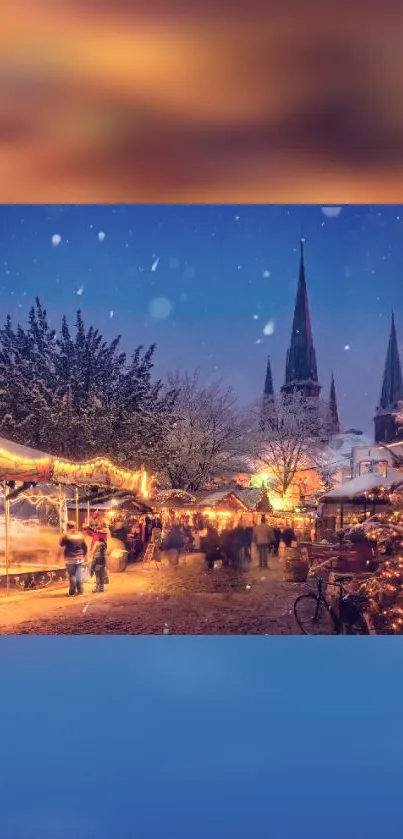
[[281, 238, 321, 398], [263, 355, 274, 398], [260, 355, 274, 429], [327, 372, 340, 434], [374, 313, 403, 443]]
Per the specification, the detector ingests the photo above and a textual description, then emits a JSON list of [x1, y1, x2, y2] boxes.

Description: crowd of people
[[57, 514, 299, 596]]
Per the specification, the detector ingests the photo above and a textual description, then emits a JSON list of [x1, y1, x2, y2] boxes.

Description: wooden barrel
[[284, 547, 309, 583], [107, 548, 128, 573]]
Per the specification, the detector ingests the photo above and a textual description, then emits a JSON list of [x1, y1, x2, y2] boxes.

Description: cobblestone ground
[[0, 553, 312, 635]]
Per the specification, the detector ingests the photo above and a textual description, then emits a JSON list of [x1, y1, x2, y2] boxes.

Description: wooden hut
[[317, 469, 403, 539]]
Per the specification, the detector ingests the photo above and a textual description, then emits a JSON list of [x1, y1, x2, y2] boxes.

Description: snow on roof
[[321, 468, 403, 501], [0, 435, 51, 461], [235, 488, 263, 509], [327, 431, 372, 467], [199, 491, 247, 508]]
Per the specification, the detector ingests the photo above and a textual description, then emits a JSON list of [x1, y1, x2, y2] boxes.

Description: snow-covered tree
[[0, 300, 177, 471], [248, 390, 331, 502], [160, 370, 249, 491]]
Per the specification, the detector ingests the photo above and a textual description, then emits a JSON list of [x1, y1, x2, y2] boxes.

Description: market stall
[[196, 491, 248, 532], [0, 435, 150, 592], [153, 490, 198, 528], [316, 470, 403, 539]]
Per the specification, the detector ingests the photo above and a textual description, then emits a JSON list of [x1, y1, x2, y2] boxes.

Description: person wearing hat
[[59, 521, 88, 596]]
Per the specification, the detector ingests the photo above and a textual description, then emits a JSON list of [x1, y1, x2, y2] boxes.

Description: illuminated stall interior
[[0, 435, 151, 590], [317, 471, 402, 539], [195, 491, 249, 531]]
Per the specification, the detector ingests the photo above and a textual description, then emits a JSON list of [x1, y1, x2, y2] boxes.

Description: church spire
[[374, 313, 403, 443], [281, 237, 321, 398], [327, 372, 340, 434], [263, 355, 274, 397]]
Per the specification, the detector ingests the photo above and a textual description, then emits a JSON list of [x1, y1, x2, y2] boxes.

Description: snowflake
[[253, 314, 259, 319], [344, 344, 350, 351], [263, 270, 270, 278], [149, 297, 173, 319], [77, 285, 85, 296], [151, 257, 160, 272], [51, 233, 61, 246], [263, 320, 275, 336], [98, 231, 106, 241], [110, 311, 114, 319]]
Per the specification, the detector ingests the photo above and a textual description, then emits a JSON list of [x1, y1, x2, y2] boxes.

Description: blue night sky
[[0, 637, 402, 838], [1, 204, 403, 433]]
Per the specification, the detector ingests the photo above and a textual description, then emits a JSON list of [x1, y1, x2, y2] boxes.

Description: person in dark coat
[[219, 527, 233, 567], [144, 516, 152, 545], [201, 524, 220, 569], [282, 526, 296, 548], [59, 522, 88, 596], [273, 527, 282, 556], [90, 533, 108, 592], [231, 524, 246, 566], [244, 525, 253, 561], [163, 524, 184, 566]]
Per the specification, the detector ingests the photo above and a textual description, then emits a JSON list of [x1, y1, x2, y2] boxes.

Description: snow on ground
[[0, 553, 311, 635]]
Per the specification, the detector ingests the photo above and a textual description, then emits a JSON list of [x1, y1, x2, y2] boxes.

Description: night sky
[[1, 637, 402, 838], [1, 204, 403, 432]]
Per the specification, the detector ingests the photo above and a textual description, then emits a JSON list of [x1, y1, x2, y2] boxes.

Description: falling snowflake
[[163, 623, 170, 635], [256, 338, 264, 344], [151, 257, 160, 272], [344, 344, 350, 351], [98, 231, 106, 241], [51, 233, 61, 246], [110, 311, 114, 319], [235, 215, 240, 221], [149, 297, 173, 319], [263, 320, 275, 336], [245, 584, 252, 590], [77, 285, 85, 296], [263, 270, 270, 278], [321, 207, 342, 218], [253, 314, 259, 319]]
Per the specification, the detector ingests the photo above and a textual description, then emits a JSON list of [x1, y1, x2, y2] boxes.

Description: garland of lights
[[0, 446, 149, 495]]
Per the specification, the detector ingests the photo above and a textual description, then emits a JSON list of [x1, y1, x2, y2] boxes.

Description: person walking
[[90, 531, 108, 593], [282, 526, 296, 548], [163, 524, 184, 566], [273, 527, 282, 556], [59, 521, 88, 596], [253, 515, 275, 568], [201, 523, 220, 570]]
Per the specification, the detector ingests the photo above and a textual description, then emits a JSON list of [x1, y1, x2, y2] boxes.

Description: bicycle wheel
[[294, 593, 340, 635]]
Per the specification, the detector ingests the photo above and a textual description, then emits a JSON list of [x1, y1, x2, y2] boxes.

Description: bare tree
[[160, 370, 249, 491], [249, 390, 331, 501]]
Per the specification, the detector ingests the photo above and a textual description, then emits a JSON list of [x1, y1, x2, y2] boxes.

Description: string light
[[0, 446, 150, 495]]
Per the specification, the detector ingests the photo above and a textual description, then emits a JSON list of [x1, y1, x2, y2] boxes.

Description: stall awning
[[0, 435, 149, 495]]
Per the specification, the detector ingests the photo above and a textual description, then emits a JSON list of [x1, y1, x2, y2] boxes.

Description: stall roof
[[0, 434, 149, 494], [198, 491, 248, 510], [0, 436, 51, 460], [320, 469, 403, 502]]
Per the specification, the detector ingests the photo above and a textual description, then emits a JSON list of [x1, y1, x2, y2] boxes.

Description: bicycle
[[294, 572, 370, 635]]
